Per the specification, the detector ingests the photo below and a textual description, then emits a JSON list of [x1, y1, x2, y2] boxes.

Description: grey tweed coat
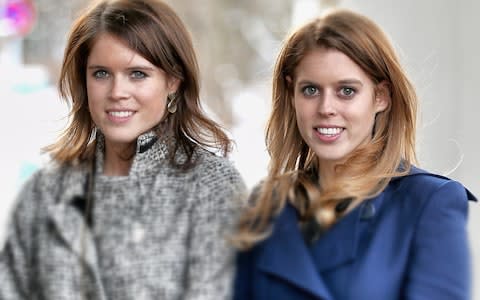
[[0, 132, 247, 300]]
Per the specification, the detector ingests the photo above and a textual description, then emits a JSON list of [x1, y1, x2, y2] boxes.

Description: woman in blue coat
[[233, 9, 476, 300]]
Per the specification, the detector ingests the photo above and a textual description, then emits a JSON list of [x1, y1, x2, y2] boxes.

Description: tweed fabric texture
[[0, 132, 247, 300]]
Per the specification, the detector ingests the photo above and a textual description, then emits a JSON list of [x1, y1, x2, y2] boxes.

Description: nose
[[317, 92, 336, 116], [109, 76, 130, 100]]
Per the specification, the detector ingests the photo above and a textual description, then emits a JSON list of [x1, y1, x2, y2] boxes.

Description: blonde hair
[[44, 0, 231, 168], [233, 9, 417, 250]]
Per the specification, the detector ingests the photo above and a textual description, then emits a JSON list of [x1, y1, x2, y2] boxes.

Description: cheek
[[85, 84, 104, 123], [154, 102, 167, 118], [86, 90, 100, 112], [87, 100, 101, 125], [351, 107, 377, 135], [86, 81, 102, 104], [145, 90, 168, 117], [295, 105, 314, 131], [294, 99, 307, 123], [295, 109, 311, 142]]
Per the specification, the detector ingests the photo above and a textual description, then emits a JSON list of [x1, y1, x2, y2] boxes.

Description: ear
[[285, 75, 295, 106], [167, 76, 181, 94], [285, 75, 292, 84], [374, 81, 391, 113]]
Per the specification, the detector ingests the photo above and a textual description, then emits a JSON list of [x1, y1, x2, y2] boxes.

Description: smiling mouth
[[108, 111, 134, 118], [316, 127, 344, 136]]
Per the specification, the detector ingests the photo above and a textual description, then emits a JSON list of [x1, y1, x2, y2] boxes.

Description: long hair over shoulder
[[233, 9, 418, 250], [44, 0, 231, 168]]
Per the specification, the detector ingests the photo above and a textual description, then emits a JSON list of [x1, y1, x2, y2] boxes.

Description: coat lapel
[[309, 202, 362, 273], [256, 199, 367, 299], [254, 165, 476, 300], [257, 204, 336, 300], [48, 202, 99, 271], [45, 167, 107, 298]]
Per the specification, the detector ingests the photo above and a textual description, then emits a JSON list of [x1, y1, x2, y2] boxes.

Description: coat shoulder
[[195, 150, 245, 185], [394, 166, 476, 202], [191, 149, 247, 204]]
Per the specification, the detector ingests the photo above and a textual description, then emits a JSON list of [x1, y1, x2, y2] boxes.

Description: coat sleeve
[[182, 158, 247, 300], [0, 174, 40, 300], [403, 180, 472, 300]]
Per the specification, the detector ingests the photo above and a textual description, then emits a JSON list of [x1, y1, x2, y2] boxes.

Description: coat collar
[[256, 200, 368, 300], [46, 130, 170, 255], [258, 185, 393, 300], [95, 130, 169, 179], [257, 204, 335, 300], [254, 165, 476, 300], [41, 130, 174, 300]]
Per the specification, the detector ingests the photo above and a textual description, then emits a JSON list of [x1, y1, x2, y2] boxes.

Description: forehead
[[295, 48, 371, 84], [89, 33, 132, 56], [87, 33, 149, 66]]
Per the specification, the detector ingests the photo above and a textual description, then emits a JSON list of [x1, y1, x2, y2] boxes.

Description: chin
[[103, 133, 139, 145], [313, 148, 348, 162]]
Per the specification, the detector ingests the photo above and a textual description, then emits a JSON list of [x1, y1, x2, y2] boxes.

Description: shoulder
[[186, 151, 247, 222], [393, 166, 476, 202], [194, 149, 244, 183], [386, 166, 475, 227], [191, 149, 247, 198], [15, 163, 60, 203], [14, 162, 86, 208], [389, 168, 473, 299], [8, 164, 59, 227]]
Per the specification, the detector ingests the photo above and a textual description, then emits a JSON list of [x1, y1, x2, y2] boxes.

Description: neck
[[103, 143, 135, 176], [318, 161, 337, 189]]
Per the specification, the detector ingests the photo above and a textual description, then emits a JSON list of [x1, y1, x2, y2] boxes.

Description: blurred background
[[0, 0, 478, 297]]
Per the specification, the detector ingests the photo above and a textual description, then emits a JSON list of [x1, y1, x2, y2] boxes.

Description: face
[[86, 33, 179, 150], [292, 47, 389, 170]]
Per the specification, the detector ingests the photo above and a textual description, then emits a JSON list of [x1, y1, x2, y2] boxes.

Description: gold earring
[[167, 93, 177, 113]]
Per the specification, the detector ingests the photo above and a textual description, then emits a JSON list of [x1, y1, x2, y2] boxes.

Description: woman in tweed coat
[[0, 0, 246, 299]]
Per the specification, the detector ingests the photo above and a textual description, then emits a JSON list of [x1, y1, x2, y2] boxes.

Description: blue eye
[[131, 71, 147, 79], [302, 85, 319, 97], [93, 70, 109, 79], [339, 87, 356, 98]]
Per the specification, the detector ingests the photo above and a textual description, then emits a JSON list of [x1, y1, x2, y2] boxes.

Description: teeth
[[317, 127, 342, 135], [109, 111, 133, 117]]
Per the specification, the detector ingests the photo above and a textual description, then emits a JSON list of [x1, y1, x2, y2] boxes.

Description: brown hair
[[233, 9, 418, 249], [45, 0, 231, 168]]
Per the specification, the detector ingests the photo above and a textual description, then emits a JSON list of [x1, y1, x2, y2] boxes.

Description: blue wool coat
[[234, 167, 476, 300]]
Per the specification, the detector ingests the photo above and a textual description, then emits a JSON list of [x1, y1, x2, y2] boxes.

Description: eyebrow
[[296, 78, 364, 86], [86, 65, 156, 71], [337, 79, 363, 86], [296, 80, 319, 86]]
